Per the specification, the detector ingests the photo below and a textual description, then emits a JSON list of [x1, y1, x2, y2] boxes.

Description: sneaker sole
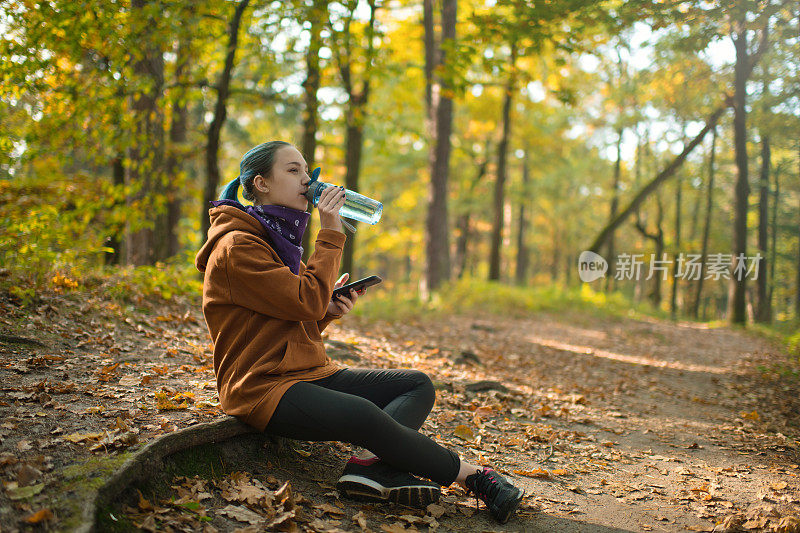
[[493, 487, 525, 524], [336, 475, 440, 508]]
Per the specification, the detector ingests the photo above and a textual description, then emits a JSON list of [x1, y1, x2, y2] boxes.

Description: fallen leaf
[[426, 503, 446, 518], [138, 490, 153, 511], [772, 481, 788, 491], [119, 375, 140, 386], [64, 431, 104, 444], [265, 509, 295, 528], [772, 515, 800, 533], [317, 502, 346, 516], [24, 508, 54, 524], [218, 505, 264, 525], [514, 468, 550, 478], [16, 465, 42, 486], [454, 424, 475, 441], [740, 410, 760, 421], [6, 483, 44, 500], [352, 510, 368, 530], [155, 392, 188, 410]]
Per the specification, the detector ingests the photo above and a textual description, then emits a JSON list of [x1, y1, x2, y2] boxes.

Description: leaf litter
[[0, 292, 799, 530]]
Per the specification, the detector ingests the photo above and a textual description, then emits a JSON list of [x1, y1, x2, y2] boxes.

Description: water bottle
[[304, 167, 383, 225]]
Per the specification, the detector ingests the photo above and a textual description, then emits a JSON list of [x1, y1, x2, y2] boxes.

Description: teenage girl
[[195, 141, 524, 523]]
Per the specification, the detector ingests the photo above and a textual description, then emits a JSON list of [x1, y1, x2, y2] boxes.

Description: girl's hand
[[327, 273, 361, 317], [318, 185, 346, 232]]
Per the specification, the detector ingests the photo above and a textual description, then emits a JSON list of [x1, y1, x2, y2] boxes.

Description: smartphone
[[332, 275, 382, 300]]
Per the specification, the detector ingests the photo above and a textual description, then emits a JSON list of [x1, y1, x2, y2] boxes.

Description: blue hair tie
[[220, 178, 241, 201]]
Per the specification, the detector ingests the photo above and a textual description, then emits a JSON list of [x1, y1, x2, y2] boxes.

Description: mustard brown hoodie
[[195, 204, 345, 430]]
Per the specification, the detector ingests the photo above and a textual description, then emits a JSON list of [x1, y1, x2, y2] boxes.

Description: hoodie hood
[[196, 205, 266, 273]]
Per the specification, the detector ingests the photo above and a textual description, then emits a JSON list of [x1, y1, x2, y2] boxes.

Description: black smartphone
[[332, 275, 382, 300]]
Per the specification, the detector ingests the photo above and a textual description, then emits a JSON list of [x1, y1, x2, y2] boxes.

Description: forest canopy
[[0, 0, 798, 327]]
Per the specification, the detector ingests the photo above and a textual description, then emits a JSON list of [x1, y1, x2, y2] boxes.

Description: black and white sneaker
[[335, 457, 441, 508], [464, 467, 524, 524]]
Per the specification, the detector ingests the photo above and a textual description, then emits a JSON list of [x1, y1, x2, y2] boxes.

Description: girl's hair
[[219, 140, 292, 202]]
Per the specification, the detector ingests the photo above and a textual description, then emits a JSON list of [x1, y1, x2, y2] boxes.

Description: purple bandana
[[211, 200, 310, 274]]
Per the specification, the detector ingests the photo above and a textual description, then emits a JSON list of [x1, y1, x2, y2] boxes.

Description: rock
[[452, 350, 481, 366], [465, 380, 509, 394]]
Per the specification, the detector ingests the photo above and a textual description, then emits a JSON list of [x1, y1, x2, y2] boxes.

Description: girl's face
[[255, 146, 310, 210]]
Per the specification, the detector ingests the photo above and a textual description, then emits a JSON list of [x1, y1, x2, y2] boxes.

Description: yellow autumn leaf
[[740, 410, 760, 421], [514, 468, 550, 478], [155, 391, 188, 410], [453, 424, 474, 441], [64, 431, 104, 443], [551, 469, 569, 476]]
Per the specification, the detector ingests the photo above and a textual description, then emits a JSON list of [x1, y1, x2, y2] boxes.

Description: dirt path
[[0, 292, 798, 532], [356, 312, 800, 532]]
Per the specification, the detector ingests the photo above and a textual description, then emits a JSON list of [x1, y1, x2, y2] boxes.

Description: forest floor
[[1, 288, 799, 532]]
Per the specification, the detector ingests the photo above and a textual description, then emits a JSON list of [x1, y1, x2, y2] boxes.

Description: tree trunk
[[201, 0, 250, 243], [301, 0, 329, 261], [768, 164, 778, 315], [489, 40, 517, 281], [692, 127, 717, 319], [796, 141, 800, 318], [670, 172, 682, 319], [454, 146, 490, 279], [515, 149, 530, 286], [160, 37, 190, 260], [337, 0, 378, 278], [755, 131, 770, 322], [605, 127, 623, 293], [424, 0, 456, 291], [588, 105, 726, 254], [634, 193, 664, 309], [728, 24, 750, 325], [125, 0, 165, 266], [652, 195, 665, 308], [106, 154, 125, 265], [670, 124, 686, 320], [341, 102, 366, 277], [688, 173, 703, 243]]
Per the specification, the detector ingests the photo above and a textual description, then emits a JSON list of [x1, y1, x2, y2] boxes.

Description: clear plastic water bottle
[[304, 168, 383, 225]]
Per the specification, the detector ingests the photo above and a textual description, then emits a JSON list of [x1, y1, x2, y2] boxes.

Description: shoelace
[[466, 469, 501, 511]]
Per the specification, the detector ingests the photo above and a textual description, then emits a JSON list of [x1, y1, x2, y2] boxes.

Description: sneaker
[[464, 467, 524, 524], [336, 457, 441, 508]]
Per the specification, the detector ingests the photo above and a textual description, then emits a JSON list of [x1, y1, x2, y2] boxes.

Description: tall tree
[[728, 1, 770, 324], [515, 147, 530, 285], [488, 40, 517, 281], [126, 0, 166, 266], [756, 92, 771, 323], [330, 0, 379, 277], [301, 0, 330, 261], [589, 105, 726, 253], [692, 127, 717, 319], [159, 35, 192, 260], [424, 0, 457, 291], [200, 0, 251, 243], [670, 123, 687, 320]]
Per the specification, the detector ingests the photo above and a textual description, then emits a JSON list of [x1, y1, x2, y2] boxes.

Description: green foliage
[[103, 256, 201, 303], [0, 176, 121, 288], [352, 278, 662, 322]]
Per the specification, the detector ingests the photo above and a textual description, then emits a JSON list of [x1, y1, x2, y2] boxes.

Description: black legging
[[264, 368, 461, 486]]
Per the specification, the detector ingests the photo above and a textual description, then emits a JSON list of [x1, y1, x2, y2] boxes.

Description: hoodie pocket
[[269, 339, 327, 375]]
